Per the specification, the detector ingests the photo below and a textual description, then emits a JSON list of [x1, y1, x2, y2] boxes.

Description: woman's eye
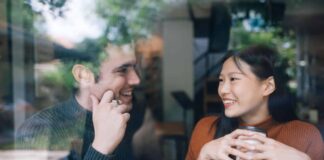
[[230, 77, 239, 81], [218, 78, 223, 83]]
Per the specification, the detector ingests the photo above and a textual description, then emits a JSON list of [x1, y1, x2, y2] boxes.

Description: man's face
[[89, 49, 140, 110]]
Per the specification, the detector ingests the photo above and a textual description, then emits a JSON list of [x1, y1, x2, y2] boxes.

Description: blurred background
[[0, 0, 324, 159]]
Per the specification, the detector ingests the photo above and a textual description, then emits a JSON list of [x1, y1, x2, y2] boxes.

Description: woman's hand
[[198, 129, 260, 160], [91, 90, 130, 155], [247, 134, 311, 160]]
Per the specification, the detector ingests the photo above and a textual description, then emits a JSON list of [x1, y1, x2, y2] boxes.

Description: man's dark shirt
[[16, 96, 144, 160]]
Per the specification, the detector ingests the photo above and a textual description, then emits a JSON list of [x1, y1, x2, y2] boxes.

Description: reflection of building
[[136, 36, 164, 120], [284, 1, 324, 125], [0, 1, 92, 150], [0, 23, 89, 122]]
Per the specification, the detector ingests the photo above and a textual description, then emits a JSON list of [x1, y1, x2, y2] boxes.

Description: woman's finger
[[229, 129, 256, 139], [229, 138, 256, 151], [248, 133, 269, 144], [225, 146, 252, 160], [250, 152, 268, 160]]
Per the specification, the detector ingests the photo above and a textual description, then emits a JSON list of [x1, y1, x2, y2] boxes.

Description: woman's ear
[[72, 64, 95, 87], [263, 76, 276, 96]]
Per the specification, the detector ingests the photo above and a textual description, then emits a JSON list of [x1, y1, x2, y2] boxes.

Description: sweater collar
[[69, 95, 90, 116]]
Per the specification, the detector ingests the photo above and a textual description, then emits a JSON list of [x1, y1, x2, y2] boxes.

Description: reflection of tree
[[229, 21, 299, 121], [35, 64, 71, 110], [26, 0, 67, 17], [230, 24, 297, 92], [27, 0, 164, 44], [23, 0, 165, 103], [95, 0, 164, 44]]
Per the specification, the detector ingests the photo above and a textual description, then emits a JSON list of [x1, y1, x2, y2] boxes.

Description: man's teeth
[[121, 91, 132, 96]]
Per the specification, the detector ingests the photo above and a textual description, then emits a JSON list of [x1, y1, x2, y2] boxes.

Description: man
[[16, 43, 144, 160]]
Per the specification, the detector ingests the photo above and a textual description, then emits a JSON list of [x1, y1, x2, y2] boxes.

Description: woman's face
[[218, 57, 271, 123]]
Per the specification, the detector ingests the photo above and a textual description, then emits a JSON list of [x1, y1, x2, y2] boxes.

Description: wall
[[162, 20, 193, 126]]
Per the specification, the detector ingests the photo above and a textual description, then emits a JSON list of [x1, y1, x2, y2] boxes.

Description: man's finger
[[100, 90, 115, 105], [114, 104, 129, 113], [122, 113, 130, 122]]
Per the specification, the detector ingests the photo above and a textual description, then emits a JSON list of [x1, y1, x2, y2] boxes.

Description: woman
[[186, 45, 324, 160]]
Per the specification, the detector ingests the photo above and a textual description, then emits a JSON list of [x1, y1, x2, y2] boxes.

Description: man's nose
[[128, 69, 141, 86]]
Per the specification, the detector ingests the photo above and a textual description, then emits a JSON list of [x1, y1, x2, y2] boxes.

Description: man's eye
[[117, 67, 128, 73]]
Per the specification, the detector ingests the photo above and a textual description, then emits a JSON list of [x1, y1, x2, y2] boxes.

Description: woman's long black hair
[[214, 44, 298, 138]]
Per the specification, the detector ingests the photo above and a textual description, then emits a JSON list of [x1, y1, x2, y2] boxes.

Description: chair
[[155, 91, 194, 160], [317, 125, 324, 141]]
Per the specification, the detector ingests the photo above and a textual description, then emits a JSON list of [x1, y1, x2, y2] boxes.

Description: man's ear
[[263, 76, 276, 96], [72, 64, 95, 87]]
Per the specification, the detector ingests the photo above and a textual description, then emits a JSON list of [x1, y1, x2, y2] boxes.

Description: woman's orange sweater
[[186, 116, 324, 160]]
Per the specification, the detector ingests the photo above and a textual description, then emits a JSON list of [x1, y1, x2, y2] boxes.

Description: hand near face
[[198, 129, 259, 160], [91, 90, 130, 155], [244, 134, 311, 160]]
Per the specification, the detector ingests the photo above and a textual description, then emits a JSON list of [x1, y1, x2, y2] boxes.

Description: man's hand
[[91, 90, 130, 155]]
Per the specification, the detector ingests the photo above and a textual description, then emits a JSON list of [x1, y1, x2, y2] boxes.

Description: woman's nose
[[218, 81, 230, 96]]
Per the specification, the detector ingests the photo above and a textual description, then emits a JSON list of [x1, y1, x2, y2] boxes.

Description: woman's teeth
[[223, 100, 236, 105]]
